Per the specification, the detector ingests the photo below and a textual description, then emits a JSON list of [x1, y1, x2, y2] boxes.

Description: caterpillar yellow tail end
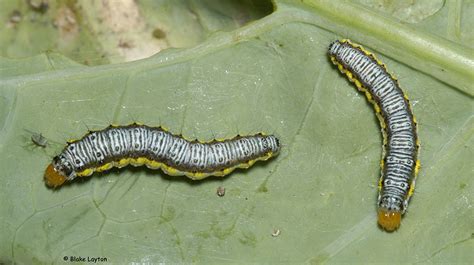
[[44, 163, 67, 188], [377, 209, 401, 232]]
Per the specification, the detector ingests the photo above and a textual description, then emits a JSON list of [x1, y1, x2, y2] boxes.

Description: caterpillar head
[[44, 156, 74, 188], [377, 209, 401, 232], [377, 195, 403, 231]]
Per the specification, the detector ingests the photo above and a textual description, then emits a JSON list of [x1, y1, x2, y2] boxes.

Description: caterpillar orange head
[[377, 209, 401, 232], [377, 194, 404, 231], [44, 156, 73, 188], [44, 164, 67, 188]]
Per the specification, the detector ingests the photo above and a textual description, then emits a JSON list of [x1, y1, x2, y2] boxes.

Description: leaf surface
[[0, 0, 473, 264]]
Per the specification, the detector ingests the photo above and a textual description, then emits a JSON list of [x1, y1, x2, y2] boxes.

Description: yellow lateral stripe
[[76, 152, 277, 181], [378, 176, 383, 192]]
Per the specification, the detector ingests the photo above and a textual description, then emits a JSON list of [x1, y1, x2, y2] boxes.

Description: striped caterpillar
[[44, 124, 281, 188], [328, 39, 420, 231]]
